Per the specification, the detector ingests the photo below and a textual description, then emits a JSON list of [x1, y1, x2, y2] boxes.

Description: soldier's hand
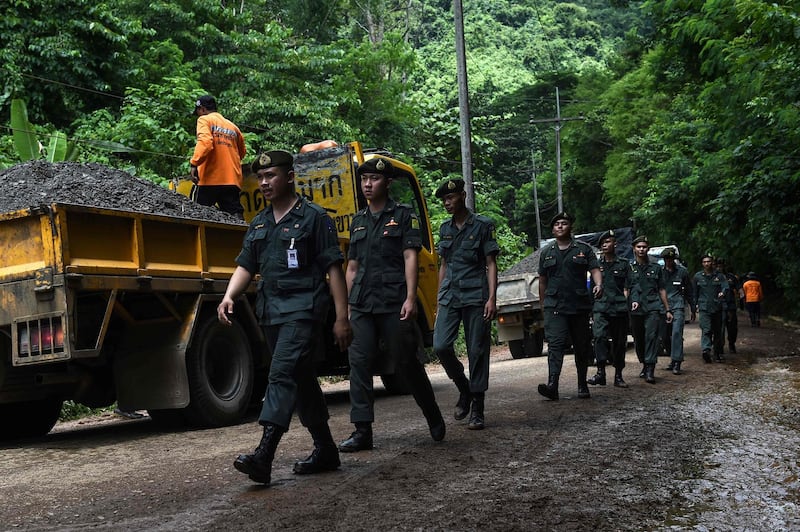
[[665, 311, 674, 324], [333, 318, 352, 351], [399, 298, 417, 321], [483, 298, 497, 321], [217, 298, 234, 325], [592, 284, 603, 299]]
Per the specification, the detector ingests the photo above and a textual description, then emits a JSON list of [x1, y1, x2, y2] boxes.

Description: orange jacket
[[742, 279, 763, 303], [190, 112, 246, 187]]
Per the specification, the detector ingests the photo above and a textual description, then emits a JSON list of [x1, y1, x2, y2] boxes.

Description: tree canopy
[[1, 0, 797, 315]]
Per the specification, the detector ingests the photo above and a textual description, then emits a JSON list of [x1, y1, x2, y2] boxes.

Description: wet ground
[[1, 315, 799, 531]]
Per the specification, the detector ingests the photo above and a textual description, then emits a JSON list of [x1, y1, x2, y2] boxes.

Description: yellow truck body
[[0, 203, 260, 438]]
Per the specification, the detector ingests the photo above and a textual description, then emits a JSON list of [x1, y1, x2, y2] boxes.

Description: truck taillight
[[19, 319, 65, 356]]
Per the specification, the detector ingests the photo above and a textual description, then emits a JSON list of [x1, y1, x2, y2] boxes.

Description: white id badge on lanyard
[[287, 237, 299, 269]]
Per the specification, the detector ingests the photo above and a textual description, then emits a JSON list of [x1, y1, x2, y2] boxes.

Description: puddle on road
[[667, 359, 800, 530]]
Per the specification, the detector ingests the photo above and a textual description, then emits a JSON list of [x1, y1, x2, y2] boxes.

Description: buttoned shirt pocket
[[544, 285, 559, 308], [273, 276, 315, 313], [245, 227, 270, 271], [381, 271, 407, 302], [438, 238, 454, 261], [277, 229, 311, 268], [456, 239, 481, 263], [541, 255, 557, 274], [437, 277, 453, 305], [380, 225, 404, 257], [348, 226, 367, 259], [457, 276, 485, 306]]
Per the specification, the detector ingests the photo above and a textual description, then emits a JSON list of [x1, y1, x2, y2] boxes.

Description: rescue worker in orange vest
[[190, 94, 246, 219]]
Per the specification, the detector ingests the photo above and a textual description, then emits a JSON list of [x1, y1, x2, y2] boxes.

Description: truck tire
[[0, 398, 63, 439], [508, 339, 527, 359], [508, 329, 545, 359], [183, 315, 254, 427]]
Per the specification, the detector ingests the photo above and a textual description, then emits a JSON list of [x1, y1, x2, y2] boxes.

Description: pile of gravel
[[501, 248, 542, 277], [0, 161, 244, 224]]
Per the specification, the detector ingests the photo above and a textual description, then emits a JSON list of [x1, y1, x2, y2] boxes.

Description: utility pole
[[453, 0, 474, 210], [531, 150, 542, 247], [529, 87, 584, 213]]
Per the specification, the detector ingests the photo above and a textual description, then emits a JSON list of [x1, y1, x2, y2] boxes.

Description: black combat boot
[[702, 350, 712, 363], [715, 351, 725, 362], [729, 343, 737, 354], [293, 422, 341, 475], [577, 367, 591, 399], [639, 364, 647, 378], [587, 363, 606, 386], [672, 361, 682, 375], [467, 393, 485, 430], [453, 374, 472, 421], [645, 364, 656, 384], [425, 406, 446, 441], [234, 423, 284, 485], [538, 375, 559, 401], [338, 422, 374, 453], [613, 368, 628, 388], [664, 360, 675, 371], [407, 365, 446, 442]]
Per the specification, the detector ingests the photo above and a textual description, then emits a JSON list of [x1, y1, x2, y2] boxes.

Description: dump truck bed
[[0, 202, 246, 283]]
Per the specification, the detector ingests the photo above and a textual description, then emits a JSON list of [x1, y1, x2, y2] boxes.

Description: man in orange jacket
[[190, 95, 246, 219]]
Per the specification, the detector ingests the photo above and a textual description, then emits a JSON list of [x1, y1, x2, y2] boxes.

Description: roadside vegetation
[[2, 0, 797, 318]]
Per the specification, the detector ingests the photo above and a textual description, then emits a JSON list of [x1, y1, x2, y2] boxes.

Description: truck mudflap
[[113, 293, 261, 427]]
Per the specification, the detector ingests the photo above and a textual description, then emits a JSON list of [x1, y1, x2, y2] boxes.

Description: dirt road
[[2, 317, 799, 531]]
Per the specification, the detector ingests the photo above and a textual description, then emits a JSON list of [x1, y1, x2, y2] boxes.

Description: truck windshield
[[389, 173, 431, 251]]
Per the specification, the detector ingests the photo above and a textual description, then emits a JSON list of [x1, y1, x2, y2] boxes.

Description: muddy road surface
[[2, 317, 799, 531]]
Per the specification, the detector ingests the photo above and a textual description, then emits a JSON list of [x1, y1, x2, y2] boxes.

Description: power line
[[0, 125, 185, 160], [21, 73, 125, 100]]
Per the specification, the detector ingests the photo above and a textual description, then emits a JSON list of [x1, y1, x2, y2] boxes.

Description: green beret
[[598, 230, 615, 244], [661, 247, 677, 259], [251, 150, 294, 173], [357, 157, 394, 178], [632, 235, 649, 245], [548, 211, 574, 227], [435, 178, 465, 198]]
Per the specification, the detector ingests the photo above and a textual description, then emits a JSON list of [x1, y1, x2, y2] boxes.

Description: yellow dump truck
[[0, 203, 259, 438], [0, 142, 438, 437]]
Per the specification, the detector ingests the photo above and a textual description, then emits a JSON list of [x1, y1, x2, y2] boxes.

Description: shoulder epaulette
[[304, 199, 328, 215]]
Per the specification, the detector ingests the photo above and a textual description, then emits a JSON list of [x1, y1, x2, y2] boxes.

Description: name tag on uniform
[[287, 237, 299, 269]]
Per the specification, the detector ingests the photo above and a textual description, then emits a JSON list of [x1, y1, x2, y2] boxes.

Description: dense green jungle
[[1, 0, 798, 316]]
